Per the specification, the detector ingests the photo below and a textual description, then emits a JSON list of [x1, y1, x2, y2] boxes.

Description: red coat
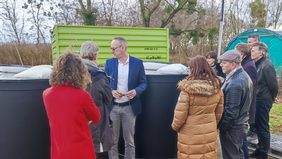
[[43, 85, 101, 159]]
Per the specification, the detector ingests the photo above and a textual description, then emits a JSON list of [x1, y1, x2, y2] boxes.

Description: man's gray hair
[[248, 33, 260, 42], [113, 36, 127, 49], [252, 42, 268, 56], [80, 41, 99, 60]]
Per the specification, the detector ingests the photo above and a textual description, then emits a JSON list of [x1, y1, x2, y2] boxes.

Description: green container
[[51, 25, 169, 65]]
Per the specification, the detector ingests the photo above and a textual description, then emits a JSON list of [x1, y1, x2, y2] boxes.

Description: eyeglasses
[[110, 45, 122, 51]]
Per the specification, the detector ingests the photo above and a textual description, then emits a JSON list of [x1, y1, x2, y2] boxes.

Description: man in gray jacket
[[81, 41, 114, 159], [249, 42, 279, 159]]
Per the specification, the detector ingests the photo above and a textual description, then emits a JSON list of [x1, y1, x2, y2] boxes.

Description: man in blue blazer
[[104, 37, 147, 159]]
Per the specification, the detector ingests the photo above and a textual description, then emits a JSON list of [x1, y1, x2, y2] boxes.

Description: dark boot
[[257, 152, 268, 159], [249, 149, 260, 158]]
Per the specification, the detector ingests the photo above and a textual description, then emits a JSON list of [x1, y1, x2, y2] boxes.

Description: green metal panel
[[51, 25, 170, 65], [224, 28, 282, 76]]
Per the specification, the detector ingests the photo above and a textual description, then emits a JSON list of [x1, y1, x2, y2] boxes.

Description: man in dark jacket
[[235, 43, 258, 159], [217, 50, 253, 159], [247, 33, 260, 141], [81, 41, 114, 159], [249, 42, 279, 159]]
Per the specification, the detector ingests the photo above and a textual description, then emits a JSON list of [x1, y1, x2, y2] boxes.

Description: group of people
[[43, 37, 147, 159], [42, 34, 278, 159], [172, 33, 279, 159]]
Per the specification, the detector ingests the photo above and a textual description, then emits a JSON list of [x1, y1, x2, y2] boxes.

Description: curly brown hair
[[49, 51, 91, 89]]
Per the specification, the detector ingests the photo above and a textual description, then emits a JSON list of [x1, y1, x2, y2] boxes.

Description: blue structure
[[224, 28, 282, 76]]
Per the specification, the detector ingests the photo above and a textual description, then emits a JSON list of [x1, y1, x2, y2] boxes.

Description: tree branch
[[170, 29, 193, 35], [161, 0, 189, 28], [87, 0, 91, 11], [184, 18, 198, 31], [164, 0, 175, 10], [78, 0, 85, 11], [149, 0, 161, 15]]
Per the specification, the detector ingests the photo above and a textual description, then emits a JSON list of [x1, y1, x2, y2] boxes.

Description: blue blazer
[[104, 56, 147, 116]]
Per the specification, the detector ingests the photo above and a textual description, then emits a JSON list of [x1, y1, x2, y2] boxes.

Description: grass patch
[[269, 103, 282, 135]]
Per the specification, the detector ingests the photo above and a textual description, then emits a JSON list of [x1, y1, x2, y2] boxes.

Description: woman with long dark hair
[[172, 56, 223, 159], [205, 51, 226, 82], [43, 51, 101, 159]]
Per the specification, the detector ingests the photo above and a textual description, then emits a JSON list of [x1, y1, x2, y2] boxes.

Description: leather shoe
[[249, 149, 260, 158], [257, 152, 268, 159]]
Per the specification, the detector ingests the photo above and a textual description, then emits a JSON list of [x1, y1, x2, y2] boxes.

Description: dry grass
[[0, 43, 52, 66], [169, 53, 192, 66]]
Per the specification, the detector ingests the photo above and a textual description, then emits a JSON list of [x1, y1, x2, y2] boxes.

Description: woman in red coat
[[43, 51, 101, 159]]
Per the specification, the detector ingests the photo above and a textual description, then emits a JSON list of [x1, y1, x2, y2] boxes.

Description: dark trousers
[[255, 100, 272, 154], [249, 123, 256, 133], [242, 136, 249, 159], [96, 151, 109, 159], [220, 127, 247, 159]]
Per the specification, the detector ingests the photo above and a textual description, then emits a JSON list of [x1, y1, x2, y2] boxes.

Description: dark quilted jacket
[[218, 67, 253, 132], [85, 64, 114, 153]]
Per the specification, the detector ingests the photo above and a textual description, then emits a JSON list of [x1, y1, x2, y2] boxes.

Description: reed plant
[[0, 43, 52, 66]]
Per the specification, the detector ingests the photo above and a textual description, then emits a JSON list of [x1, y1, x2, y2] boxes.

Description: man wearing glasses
[[104, 37, 147, 159]]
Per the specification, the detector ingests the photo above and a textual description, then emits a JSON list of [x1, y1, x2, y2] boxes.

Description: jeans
[[255, 100, 272, 154], [242, 136, 249, 159], [109, 105, 136, 159], [220, 127, 247, 159]]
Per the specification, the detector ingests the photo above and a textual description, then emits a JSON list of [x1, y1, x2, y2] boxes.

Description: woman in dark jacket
[[205, 51, 226, 82], [235, 43, 258, 159]]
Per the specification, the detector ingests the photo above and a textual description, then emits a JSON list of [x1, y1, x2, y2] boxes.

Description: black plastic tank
[[136, 73, 186, 158], [1, 63, 187, 159], [0, 65, 50, 159]]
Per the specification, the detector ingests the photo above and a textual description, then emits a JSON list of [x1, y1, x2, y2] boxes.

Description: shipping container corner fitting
[[51, 25, 170, 65]]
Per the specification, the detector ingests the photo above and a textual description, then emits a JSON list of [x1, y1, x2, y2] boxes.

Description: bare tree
[[0, 0, 25, 44], [96, 0, 143, 27], [99, 0, 115, 26], [225, 0, 252, 35], [23, 0, 50, 44], [268, 0, 282, 29], [49, 0, 83, 25]]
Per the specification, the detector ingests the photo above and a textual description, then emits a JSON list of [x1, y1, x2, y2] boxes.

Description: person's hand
[[88, 120, 92, 125], [125, 89, 136, 99], [274, 98, 279, 104], [112, 90, 123, 99]]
